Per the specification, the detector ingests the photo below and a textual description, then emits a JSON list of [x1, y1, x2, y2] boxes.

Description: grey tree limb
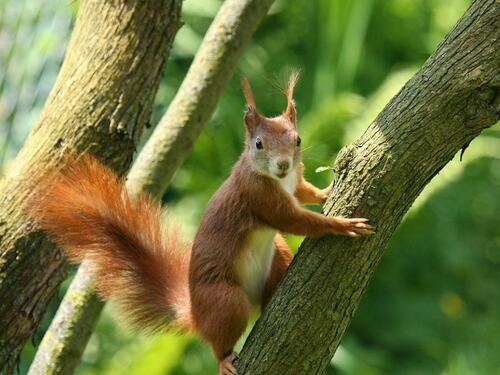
[[126, 0, 275, 198], [27, 0, 275, 374], [0, 0, 182, 373], [237, 0, 499, 373]]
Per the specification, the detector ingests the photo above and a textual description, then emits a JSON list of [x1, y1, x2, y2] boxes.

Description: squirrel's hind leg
[[191, 282, 250, 373]]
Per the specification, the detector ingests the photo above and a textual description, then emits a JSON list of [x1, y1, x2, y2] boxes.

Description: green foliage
[[3, 0, 499, 373]]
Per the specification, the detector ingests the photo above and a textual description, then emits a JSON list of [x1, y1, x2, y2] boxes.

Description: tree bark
[[0, 0, 182, 373], [27, 0, 275, 374], [237, 0, 499, 373]]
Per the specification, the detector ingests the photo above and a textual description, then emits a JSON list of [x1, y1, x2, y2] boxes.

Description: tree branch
[[237, 0, 499, 373], [27, 0, 275, 373], [26, 263, 103, 375], [0, 0, 182, 372], [127, 0, 275, 198]]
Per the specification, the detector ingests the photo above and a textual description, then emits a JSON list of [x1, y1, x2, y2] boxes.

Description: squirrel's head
[[242, 72, 301, 180]]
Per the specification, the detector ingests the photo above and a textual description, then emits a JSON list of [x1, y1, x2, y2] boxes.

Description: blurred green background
[[1, 0, 499, 374]]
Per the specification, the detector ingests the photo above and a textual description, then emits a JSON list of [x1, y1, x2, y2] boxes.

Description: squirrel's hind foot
[[219, 352, 238, 375]]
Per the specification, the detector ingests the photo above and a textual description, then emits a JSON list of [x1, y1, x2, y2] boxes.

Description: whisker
[[300, 145, 315, 153], [302, 156, 331, 163]]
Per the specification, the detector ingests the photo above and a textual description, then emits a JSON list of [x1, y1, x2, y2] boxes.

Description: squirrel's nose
[[277, 159, 290, 171]]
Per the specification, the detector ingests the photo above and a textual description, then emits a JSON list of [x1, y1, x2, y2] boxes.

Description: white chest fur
[[238, 170, 297, 304], [238, 229, 276, 304], [278, 170, 298, 195]]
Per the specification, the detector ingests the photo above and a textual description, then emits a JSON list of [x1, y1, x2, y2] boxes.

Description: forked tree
[[0, 0, 497, 374]]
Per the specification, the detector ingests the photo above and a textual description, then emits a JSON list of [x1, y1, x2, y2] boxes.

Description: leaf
[[315, 166, 333, 173]]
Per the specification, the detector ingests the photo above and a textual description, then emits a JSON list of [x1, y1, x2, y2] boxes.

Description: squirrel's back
[[27, 155, 192, 332]]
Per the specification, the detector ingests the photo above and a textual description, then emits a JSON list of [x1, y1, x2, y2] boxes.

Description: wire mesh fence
[[0, 0, 75, 165]]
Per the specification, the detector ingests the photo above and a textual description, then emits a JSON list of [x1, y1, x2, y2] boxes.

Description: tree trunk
[[0, 0, 181, 372], [27, 0, 275, 373], [237, 0, 499, 373]]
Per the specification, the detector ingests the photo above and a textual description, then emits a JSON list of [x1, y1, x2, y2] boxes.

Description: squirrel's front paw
[[320, 182, 334, 204], [330, 217, 374, 237]]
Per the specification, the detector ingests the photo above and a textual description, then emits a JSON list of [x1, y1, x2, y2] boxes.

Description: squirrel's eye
[[296, 136, 302, 147], [255, 137, 263, 150]]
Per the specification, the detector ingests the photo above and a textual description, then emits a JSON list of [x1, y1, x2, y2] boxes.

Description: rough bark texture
[[27, 0, 274, 373], [237, 0, 499, 373], [0, 0, 182, 373]]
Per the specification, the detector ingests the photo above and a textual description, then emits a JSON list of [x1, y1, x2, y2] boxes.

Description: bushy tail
[[27, 154, 192, 333]]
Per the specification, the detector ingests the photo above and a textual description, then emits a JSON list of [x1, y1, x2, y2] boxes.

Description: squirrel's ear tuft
[[284, 70, 300, 125], [242, 77, 256, 109], [242, 77, 261, 131]]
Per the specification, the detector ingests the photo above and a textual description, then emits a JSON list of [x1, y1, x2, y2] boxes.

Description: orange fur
[[27, 73, 373, 374], [27, 155, 192, 333]]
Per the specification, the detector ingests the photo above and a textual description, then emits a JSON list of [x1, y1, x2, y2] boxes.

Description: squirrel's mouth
[[275, 172, 287, 179]]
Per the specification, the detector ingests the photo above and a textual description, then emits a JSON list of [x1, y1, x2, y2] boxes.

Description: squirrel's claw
[[219, 352, 238, 375], [331, 217, 375, 237]]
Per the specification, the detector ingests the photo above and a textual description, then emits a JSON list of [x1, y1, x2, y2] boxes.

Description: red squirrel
[[28, 73, 373, 375]]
